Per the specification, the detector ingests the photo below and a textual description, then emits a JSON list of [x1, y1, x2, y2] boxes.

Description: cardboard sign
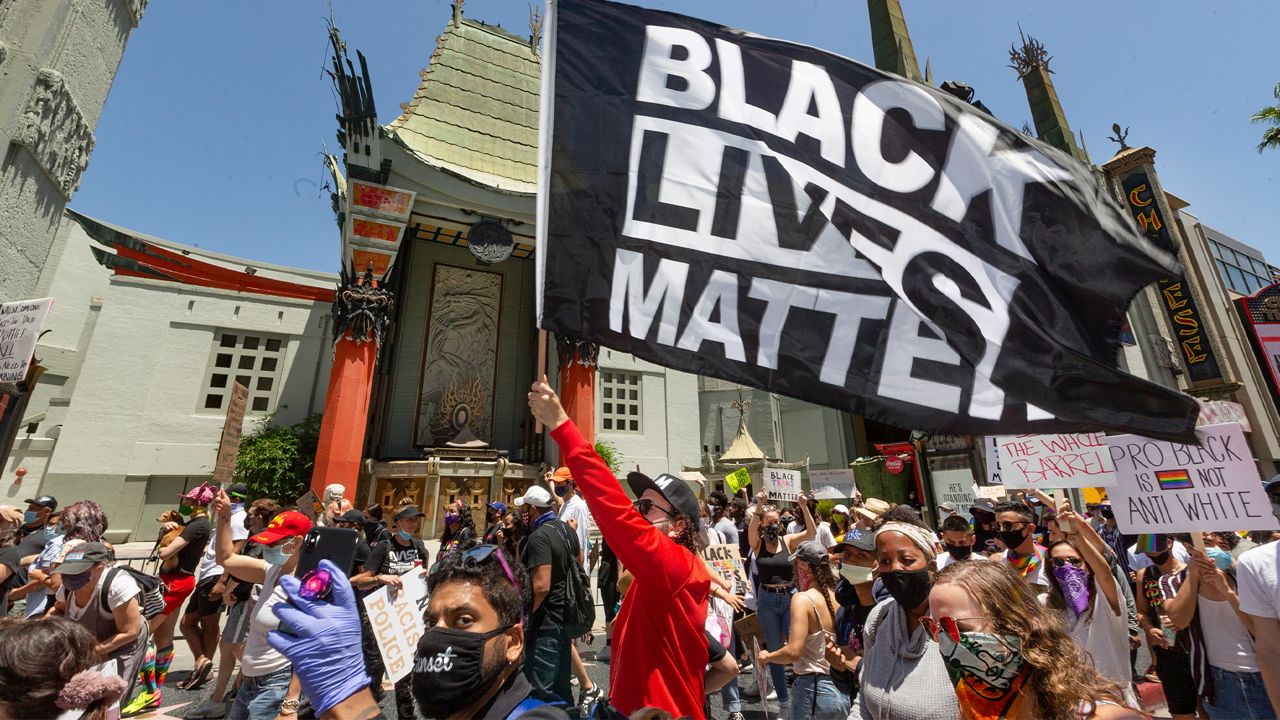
[[984, 436, 1003, 486], [994, 433, 1117, 489], [294, 489, 322, 521], [725, 467, 752, 493], [212, 382, 248, 486], [701, 543, 750, 595], [763, 468, 800, 502], [977, 484, 1007, 500], [363, 567, 430, 682], [810, 469, 857, 498], [680, 471, 708, 486], [930, 468, 977, 511], [0, 298, 53, 383], [1106, 424, 1279, 534], [734, 613, 764, 668]]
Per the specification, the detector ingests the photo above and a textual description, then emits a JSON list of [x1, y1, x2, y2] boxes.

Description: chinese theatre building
[[313, 8, 701, 537]]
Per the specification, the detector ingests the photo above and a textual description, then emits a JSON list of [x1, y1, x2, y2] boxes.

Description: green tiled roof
[[389, 16, 540, 194]]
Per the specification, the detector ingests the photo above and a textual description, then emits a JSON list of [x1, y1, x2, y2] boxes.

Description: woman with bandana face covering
[[856, 519, 959, 720], [1043, 502, 1138, 709], [209, 490, 313, 720], [930, 560, 1146, 719]]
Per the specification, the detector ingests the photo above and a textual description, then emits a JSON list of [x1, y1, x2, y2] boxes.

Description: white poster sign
[[994, 432, 1117, 489], [930, 468, 977, 511], [809, 469, 857, 498], [0, 298, 53, 382], [363, 566, 430, 682], [977, 484, 1007, 500], [983, 436, 1003, 486], [1106, 423, 1279, 534], [763, 467, 800, 502]]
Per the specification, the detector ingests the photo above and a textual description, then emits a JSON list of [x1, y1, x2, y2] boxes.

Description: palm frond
[[1259, 126, 1280, 153]]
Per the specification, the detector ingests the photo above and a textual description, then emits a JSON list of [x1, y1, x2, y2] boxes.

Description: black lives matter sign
[[536, 0, 1198, 440]]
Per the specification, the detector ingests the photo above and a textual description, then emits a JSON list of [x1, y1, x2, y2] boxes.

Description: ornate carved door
[[375, 478, 425, 520]]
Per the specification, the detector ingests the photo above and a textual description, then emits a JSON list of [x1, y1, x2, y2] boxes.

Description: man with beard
[[482, 501, 507, 545], [266, 549, 569, 720]]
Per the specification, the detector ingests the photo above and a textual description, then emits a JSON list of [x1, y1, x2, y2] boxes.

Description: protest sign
[[734, 612, 764, 670], [363, 567, 429, 682], [0, 298, 53, 383], [212, 382, 248, 487], [702, 543, 750, 595], [725, 467, 752, 493], [810, 468, 857, 498], [680, 470, 708, 486], [294, 489, 322, 522], [1106, 423, 1279, 534], [983, 437, 1002, 486], [977, 484, 1007, 500], [994, 433, 1117, 489], [536, 0, 1199, 442], [930, 468, 977, 511], [763, 468, 800, 502]]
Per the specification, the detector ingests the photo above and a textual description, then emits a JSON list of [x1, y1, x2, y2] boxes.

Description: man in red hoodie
[[529, 377, 711, 720]]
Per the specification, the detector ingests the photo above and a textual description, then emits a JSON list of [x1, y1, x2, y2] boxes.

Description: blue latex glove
[[268, 559, 371, 715]]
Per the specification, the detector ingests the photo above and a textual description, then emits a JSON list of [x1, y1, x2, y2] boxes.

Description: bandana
[[1004, 545, 1044, 578], [1052, 563, 1091, 617], [939, 631, 1029, 720], [875, 522, 939, 560]]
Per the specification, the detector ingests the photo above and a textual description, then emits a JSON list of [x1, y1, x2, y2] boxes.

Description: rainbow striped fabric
[[1155, 469, 1194, 490]]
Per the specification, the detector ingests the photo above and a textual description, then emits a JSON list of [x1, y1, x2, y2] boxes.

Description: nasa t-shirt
[[365, 535, 425, 576]]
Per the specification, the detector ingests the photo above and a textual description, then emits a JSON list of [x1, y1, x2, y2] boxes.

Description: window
[[599, 370, 642, 433], [200, 330, 287, 414], [1209, 239, 1273, 295]]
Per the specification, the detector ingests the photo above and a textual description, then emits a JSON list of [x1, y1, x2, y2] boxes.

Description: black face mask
[[943, 543, 973, 561], [1146, 552, 1170, 567], [1100, 507, 1115, 520], [761, 524, 781, 541], [880, 568, 932, 609], [998, 529, 1028, 552], [413, 625, 509, 717]]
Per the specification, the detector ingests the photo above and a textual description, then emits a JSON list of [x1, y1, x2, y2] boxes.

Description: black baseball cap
[[338, 509, 367, 525], [627, 472, 700, 520], [24, 495, 57, 511], [226, 483, 250, 500], [58, 542, 114, 575], [395, 506, 426, 521]]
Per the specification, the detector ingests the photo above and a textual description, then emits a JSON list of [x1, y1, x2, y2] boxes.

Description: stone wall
[[0, 0, 143, 301]]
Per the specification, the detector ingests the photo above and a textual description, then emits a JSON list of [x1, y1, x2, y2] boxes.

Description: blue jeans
[[758, 587, 794, 702], [720, 624, 742, 714], [791, 674, 850, 720], [1205, 666, 1276, 720], [229, 666, 292, 720]]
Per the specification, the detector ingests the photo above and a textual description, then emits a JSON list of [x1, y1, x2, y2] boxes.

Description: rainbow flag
[[1156, 469, 1194, 490], [1135, 534, 1162, 555]]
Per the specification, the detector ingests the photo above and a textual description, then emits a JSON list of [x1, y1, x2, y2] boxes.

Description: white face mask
[[839, 563, 875, 584]]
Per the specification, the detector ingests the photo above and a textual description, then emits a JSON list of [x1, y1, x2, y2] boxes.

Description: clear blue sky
[[73, 1, 1280, 272]]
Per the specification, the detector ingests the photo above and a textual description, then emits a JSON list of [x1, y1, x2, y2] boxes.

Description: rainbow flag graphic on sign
[[1155, 469, 1194, 490]]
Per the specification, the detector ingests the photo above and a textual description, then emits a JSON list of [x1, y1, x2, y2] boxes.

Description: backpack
[[550, 521, 596, 636], [101, 566, 167, 620]]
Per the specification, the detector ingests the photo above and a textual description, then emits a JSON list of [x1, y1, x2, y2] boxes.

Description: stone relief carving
[[416, 265, 502, 447], [15, 69, 95, 200], [126, 0, 148, 26]]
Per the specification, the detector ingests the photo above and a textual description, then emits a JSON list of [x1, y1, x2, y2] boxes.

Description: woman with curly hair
[[930, 559, 1147, 719], [20, 499, 108, 617], [437, 499, 478, 562], [758, 540, 849, 720], [0, 615, 128, 720]]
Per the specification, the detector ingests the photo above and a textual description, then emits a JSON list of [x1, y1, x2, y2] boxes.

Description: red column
[[310, 338, 378, 497], [559, 359, 596, 449]]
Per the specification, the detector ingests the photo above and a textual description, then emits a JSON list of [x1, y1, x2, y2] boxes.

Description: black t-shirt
[[176, 517, 211, 575], [522, 518, 579, 627], [365, 536, 426, 577], [6, 529, 47, 565]]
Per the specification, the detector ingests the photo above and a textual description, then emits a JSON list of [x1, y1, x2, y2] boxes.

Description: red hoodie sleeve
[[551, 419, 696, 592]]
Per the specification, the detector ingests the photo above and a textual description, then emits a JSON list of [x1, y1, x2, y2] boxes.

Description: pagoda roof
[[720, 420, 768, 462], [387, 15, 539, 195]]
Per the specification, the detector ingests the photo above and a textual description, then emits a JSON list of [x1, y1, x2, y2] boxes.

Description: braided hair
[[797, 555, 839, 628]]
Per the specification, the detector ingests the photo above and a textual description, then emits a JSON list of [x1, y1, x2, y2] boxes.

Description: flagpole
[[535, 329, 548, 434]]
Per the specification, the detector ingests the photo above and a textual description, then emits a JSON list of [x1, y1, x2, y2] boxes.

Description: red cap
[[250, 510, 312, 545]]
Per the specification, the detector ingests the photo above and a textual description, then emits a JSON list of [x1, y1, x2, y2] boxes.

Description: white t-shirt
[[240, 564, 291, 677], [1064, 577, 1134, 696], [557, 494, 592, 574], [1238, 541, 1280, 620], [1197, 595, 1259, 672], [58, 566, 141, 622], [1127, 540, 1191, 572], [936, 550, 987, 570], [197, 505, 249, 582], [786, 520, 837, 549]]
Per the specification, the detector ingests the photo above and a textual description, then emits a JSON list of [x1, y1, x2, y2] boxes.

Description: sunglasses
[[429, 544, 524, 623], [920, 615, 986, 643], [993, 521, 1027, 532], [1050, 557, 1085, 569], [632, 498, 674, 519]]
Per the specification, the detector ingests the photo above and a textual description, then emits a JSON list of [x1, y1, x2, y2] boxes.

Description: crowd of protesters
[[3, 379, 1280, 720]]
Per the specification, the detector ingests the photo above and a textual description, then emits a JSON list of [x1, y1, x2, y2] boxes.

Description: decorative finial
[[529, 3, 544, 54], [1107, 123, 1131, 150], [924, 57, 933, 86], [452, 0, 464, 26], [1009, 24, 1052, 78], [730, 389, 751, 418]]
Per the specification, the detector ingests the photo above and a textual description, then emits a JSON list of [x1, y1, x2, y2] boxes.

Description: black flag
[[535, 0, 1198, 441]]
